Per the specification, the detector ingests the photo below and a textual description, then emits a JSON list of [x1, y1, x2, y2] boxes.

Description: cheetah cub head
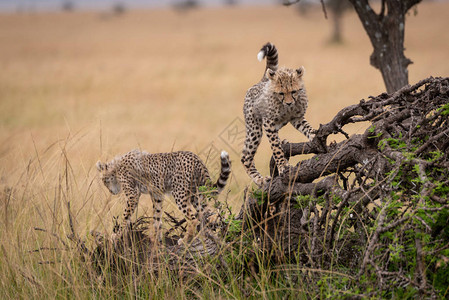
[[266, 66, 305, 105], [96, 161, 121, 195]]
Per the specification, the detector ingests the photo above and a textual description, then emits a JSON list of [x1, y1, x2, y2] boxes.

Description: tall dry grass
[[0, 2, 448, 298]]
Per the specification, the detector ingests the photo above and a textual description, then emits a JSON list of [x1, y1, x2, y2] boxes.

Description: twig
[[28, 247, 60, 253], [357, 199, 390, 278], [65, 201, 89, 255], [34, 227, 69, 249]]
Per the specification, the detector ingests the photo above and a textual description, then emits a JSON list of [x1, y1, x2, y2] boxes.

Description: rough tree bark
[[348, 0, 421, 93]]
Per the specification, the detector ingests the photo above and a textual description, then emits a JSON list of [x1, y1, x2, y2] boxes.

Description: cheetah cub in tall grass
[[96, 149, 231, 243], [241, 42, 316, 186]]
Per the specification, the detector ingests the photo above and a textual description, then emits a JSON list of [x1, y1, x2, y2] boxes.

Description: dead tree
[[239, 76, 449, 295]]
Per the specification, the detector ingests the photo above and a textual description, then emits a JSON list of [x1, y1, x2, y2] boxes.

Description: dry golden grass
[[0, 4, 448, 288]]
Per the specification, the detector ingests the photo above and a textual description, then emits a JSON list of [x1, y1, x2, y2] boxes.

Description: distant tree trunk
[[328, 0, 351, 43], [348, 0, 421, 93], [224, 0, 237, 5], [331, 9, 342, 43], [62, 1, 74, 12]]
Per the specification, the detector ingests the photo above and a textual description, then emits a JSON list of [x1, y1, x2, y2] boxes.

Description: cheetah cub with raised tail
[[96, 149, 231, 243], [241, 42, 316, 186]]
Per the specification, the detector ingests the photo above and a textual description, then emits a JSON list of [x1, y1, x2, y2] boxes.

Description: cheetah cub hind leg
[[178, 150, 231, 245], [177, 218, 200, 245]]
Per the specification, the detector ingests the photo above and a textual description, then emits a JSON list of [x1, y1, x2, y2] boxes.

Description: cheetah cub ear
[[296, 66, 305, 77], [266, 68, 277, 81], [96, 161, 106, 172]]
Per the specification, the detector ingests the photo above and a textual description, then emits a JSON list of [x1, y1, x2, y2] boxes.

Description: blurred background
[[3, 0, 298, 12], [0, 0, 448, 234]]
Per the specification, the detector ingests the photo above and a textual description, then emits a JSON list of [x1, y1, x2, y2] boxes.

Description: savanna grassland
[[0, 2, 448, 298]]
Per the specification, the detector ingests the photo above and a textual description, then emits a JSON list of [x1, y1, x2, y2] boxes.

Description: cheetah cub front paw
[[254, 176, 272, 187]]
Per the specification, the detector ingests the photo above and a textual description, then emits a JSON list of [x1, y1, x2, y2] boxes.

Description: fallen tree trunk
[[239, 76, 449, 295], [262, 76, 449, 200]]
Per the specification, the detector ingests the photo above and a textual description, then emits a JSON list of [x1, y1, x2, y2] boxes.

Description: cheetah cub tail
[[257, 42, 279, 75], [213, 151, 231, 193]]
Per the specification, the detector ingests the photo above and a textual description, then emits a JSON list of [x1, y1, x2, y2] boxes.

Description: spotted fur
[[96, 149, 231, 241], [241, 42, 315, 186]]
